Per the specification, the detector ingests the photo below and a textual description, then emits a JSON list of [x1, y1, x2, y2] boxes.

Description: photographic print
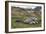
[[5, 1, 45, 33]]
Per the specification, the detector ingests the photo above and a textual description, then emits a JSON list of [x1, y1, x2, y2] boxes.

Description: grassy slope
[[11, 16, 41, 29], [11, 7, 41, 28]]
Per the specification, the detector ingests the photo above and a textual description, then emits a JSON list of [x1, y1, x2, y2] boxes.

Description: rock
[[24, 16, 38, 24]]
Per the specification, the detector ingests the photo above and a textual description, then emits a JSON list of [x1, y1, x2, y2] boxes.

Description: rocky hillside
[[11, 6, 41, 17]]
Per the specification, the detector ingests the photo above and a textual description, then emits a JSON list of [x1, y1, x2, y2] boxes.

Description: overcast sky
[[15, 5, 36, 9]]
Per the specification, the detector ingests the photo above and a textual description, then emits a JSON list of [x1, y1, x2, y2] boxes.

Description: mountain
[[11, 6, 41, 17]]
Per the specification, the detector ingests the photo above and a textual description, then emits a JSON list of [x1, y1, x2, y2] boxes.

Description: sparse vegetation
[[11, 6, 41, 28]]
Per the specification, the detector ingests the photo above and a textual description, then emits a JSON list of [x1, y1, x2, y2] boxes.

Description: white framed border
[[7, 2, 45, 32]]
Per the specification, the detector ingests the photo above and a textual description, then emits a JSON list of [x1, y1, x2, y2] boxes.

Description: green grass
[[11, 16, 41, 29], [11, 7, 41, 29]]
